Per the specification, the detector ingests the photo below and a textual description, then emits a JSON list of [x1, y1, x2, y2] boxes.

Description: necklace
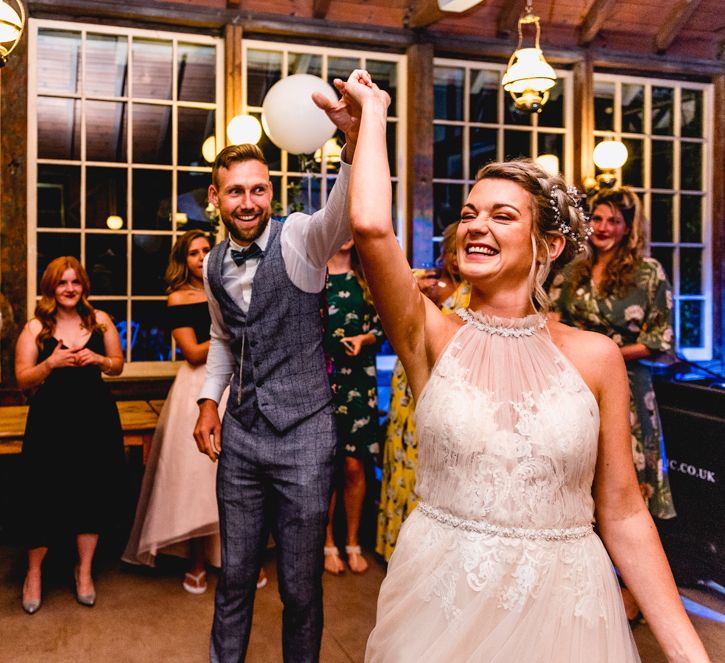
[[187, 282, 205, 291]]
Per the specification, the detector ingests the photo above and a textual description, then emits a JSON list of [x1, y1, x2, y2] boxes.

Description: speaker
[[653, 377, 725, 587]]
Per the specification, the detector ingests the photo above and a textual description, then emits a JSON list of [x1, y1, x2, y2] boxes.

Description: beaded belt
[[417, 501, 593, 542]]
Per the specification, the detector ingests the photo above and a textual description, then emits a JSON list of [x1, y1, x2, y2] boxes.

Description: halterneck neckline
[[456, 308, 547, 337]]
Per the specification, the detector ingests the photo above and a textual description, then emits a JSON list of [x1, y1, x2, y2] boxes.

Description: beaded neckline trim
[[456, 308, 547, 337]]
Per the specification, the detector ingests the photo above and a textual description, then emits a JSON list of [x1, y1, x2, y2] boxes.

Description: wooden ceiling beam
[[578, 0, 618, 45], [312, 0, 332, 20], [496, 0, 526, 38], [654, 0, 703, 54], [28, 0, 233, 29], [426, 31, 725, 76], [408, 1, 446, 29]]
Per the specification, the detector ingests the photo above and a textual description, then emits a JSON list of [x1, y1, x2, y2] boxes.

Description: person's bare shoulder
[[167, 289, 186, 306], [94, 309, 113, 326], [549, 321, 622, 400], [168, 288, 205, 306], [25, 318, 43, 336]]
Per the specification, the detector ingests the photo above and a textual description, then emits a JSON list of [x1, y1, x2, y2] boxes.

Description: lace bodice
[[414, 310, 599, 530]]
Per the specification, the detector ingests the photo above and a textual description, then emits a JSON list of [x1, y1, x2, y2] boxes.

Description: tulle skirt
[[123, 362, 227, 567], [365, 508, 640, 663]]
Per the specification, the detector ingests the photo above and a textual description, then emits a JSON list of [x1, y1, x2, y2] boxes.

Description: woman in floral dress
[[323, 240, 384, 574], [550, 186, 675, 621]]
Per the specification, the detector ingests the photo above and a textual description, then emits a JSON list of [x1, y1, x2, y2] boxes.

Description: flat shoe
[[22, 576, 41, 615], [183, 570, 207, 594], [74, 567, 96, 607]]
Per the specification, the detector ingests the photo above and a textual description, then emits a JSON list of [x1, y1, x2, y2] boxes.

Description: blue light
[[681, 595, 725, 624]]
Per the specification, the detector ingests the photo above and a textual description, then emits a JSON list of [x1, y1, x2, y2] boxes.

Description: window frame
[[592, 72, 713, 361], [27, 18, 224, 377], [432, 56, 574, 253], [241, 39, 408, 250]]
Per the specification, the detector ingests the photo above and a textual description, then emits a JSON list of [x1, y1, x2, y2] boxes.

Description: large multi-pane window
[[242, 40, 407, 247], [433, 58, 573, 257], [28, 20, 223, 374], [593, 74, 713, 360]]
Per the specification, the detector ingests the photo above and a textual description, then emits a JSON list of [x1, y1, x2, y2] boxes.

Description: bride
[[340, 70, 710, 662]]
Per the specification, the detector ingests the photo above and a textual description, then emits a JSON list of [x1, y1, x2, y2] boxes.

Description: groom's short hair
[[212, 144, 268, 187]]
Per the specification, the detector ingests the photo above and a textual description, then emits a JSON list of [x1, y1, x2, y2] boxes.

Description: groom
[[193, 86, 360, 662]]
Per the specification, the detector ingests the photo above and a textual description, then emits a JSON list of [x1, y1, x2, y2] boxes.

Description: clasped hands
[[310, 69, 391, 152], [47, 340, 104, 369]]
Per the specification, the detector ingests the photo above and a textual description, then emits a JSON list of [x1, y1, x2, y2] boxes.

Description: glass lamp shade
[[437, 0, 482, 11], [202, 135, 217, 163], [535, 153, 560, 176], [593, 140, 628, 170], [0, 2, 22, 42], [314, 138, 342, 166], [106, 215, 124, 230], [502, 48, 556, 94], [226, 114, 263, 145], [0, 0, 25, 64]]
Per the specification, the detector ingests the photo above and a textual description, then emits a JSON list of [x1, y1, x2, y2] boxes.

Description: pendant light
[[0, 0, 25, 67], [501, 0, 556, 114]]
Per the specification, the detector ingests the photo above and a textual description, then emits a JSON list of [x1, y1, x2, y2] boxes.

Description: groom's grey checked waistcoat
[[205, 219, 333, 432]]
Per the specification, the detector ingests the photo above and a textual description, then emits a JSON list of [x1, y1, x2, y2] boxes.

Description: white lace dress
[[365, 311, 640, 663]]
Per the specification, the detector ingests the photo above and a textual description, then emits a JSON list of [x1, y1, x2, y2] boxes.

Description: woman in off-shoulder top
[[123, 230, 242, 594]]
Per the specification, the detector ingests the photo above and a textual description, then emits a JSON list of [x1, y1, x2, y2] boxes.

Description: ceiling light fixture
[[501, 0, 556, 114], [535, 153, 560, 176], [592, 138, 628, 188], [0, 0, 25, 67], [226, 114, 262, 146]]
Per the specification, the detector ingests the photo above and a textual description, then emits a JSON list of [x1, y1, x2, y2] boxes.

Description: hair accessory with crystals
[[549, 184, 592, 253]]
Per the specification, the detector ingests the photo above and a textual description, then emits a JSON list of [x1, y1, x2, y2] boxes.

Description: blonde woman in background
[[375, 222, 469, 562]]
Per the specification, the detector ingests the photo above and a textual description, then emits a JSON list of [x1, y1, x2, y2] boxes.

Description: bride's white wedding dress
[[366, 310, 640, 662]]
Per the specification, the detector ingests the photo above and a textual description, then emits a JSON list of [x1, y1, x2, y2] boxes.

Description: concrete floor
[[0, 543, 723, 662]]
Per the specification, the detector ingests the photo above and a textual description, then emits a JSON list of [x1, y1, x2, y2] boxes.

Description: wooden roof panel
[[30, 0, 725, 62]]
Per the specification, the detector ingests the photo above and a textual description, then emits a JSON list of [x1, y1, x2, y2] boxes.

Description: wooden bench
[[0, 400, 160, 458]]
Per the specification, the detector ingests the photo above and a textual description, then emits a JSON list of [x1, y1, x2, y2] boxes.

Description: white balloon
[[262, 74, 337, 155]]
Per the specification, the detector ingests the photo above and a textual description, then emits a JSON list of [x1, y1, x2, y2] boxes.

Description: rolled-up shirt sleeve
[[282, 149, 352, 293], [198, 254, 234, 404]]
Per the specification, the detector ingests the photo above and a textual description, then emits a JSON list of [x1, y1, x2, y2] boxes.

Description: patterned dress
[[323, 271, 383, 459], [549, 257, 676, 519], [376, 282, 471, 561]]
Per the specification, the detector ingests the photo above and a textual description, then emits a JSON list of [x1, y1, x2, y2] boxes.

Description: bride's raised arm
[[343, 70, 447, 392]]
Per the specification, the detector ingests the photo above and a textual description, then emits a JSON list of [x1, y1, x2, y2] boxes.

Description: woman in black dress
[[15, 256, 124, 613]]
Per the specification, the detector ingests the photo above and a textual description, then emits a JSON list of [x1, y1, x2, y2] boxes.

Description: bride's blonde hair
[[473, 159, 589, 311]]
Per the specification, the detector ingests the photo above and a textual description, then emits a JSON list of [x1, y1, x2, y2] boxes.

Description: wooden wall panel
[[0, 30, 28, 386], [573, 53, 594, 188], [406, 42, 434, 268], [225, 23, 243, 137]]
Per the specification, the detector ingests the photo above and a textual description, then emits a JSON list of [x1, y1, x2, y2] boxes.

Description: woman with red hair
[[15, 256, 125, 614]]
